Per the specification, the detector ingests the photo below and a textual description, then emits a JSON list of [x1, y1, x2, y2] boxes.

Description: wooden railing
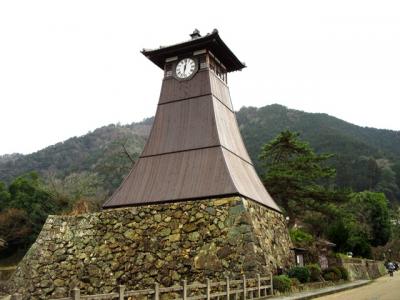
[[10, 274, 273, 300]]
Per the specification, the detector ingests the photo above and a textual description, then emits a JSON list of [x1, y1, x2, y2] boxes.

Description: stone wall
[[0, 267, 16, 282], [338, 257, 387, 281], [8, 197, 293, 299]]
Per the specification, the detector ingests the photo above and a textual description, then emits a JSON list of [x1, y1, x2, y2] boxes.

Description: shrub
[[322, 271, 337, 281], [306, 264, 322, 281], [289, 228, 314, 246], [273, 275, 292, 293], [290, 277, 301, 288], [323, 267, 342, 281], [330, 267, 343, 280], [337, 266, 349, 280], [287, 266, 311, 283]]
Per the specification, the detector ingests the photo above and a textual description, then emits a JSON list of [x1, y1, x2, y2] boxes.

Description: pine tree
[[260, 130, 337, 225]]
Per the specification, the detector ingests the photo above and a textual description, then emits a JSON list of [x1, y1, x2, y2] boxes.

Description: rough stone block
[[7, 197, 293, 299]]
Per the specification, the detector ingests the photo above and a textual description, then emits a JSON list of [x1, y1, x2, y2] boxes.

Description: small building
[[316, 239, 336, 270], [290, 239, 336, 269], [291, 247, 308, 267]]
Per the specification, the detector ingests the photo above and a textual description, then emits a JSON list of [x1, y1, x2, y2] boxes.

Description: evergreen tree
[[259, 130, 337, 225], [348, 191, 391, 246], [0, 182, 10, 211], [0, 173, 60, 255]]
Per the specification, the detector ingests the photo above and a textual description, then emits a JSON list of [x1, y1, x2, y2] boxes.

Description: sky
[[0, 1, 400, 155]]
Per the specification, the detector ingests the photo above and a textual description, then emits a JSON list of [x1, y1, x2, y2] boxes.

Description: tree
[[1, 172, 60, 251], [45, 171, 104, 202], [326, 191, 391, 257], [94, 138, 140, 193], [375, 167, 400, 204], [44, 171, 107, 212], [326, 218, 350, 253], [393, 163, 400, 191], [348, 191, 391, 246], [347, 233, 372, 258], [0, 181, 10, 211], [390, 207, 400, 240], [0, 208, 32, 250], [259, 130, 336, 225]]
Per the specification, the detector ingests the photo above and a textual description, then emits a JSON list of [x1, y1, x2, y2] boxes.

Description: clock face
[[175, 58, 197, 79]]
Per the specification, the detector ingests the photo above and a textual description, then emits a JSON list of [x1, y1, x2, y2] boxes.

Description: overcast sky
[[1, 1, 399, 155]]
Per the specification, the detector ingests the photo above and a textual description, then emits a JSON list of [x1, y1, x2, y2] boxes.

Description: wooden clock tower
[[10, 30, 294, 298], [103, 29, 280, 213]]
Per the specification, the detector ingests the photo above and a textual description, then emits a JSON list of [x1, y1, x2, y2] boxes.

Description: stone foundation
[[8, 197, 293, 299], [339, 257, 386, 281]]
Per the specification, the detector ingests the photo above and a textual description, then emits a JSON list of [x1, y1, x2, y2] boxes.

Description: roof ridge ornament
[[190, 29, 201, 39]]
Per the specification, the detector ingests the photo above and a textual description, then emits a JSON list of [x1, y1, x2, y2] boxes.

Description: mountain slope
[[0, 104, 399, 203], [236, 104, 400, 203], [0, 119, 153, 191], [236, 104, 400, 168]]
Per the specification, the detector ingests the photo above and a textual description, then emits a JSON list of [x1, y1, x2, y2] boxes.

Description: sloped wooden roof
[[142, 29, 246, 72], [103, 146, 280, 212]]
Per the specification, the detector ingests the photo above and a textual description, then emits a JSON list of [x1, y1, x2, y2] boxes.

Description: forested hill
[[237, 104, 400, 203], [0, 118, 153, 193], [1, 104, 399, 203], [237, 104, 400, 165]]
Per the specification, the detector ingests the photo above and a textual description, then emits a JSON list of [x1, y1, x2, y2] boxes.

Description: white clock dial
[[175, 58, 196, 79]]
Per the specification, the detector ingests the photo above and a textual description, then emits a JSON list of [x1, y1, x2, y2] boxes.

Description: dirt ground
[[315, 270, 400, 300]]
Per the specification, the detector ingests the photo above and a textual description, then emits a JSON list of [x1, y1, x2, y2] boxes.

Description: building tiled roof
[[142, 29, 246, 72]]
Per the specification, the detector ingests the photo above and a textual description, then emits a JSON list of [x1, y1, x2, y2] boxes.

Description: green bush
[[330, 267, 343, 280], [289, 228, 314, 246], [337, 266, 349, 280], [273, 275, 292, 292], [322, 271, 336, 281], [323, 267, 342, 281], [306, 264, 322, 281], [287, 266, 311, 283]]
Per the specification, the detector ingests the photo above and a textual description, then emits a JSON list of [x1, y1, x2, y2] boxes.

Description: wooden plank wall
[[104, 148, 236, 207], [213, 98, 251, 163], [223, 149, 280, 212], [209, 71, 233, 110], [159, 70, 211, 104], [142, 96, 218, 157]]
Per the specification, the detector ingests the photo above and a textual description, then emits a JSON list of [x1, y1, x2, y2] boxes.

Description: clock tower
[[9, 30, 294, 298], [103, 29, 281, 212]]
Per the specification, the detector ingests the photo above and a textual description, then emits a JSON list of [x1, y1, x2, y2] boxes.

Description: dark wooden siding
[[158, 70, 233, 111], [104, 147, 280, 211], [222, 149, 280, 212], [142, 96, 218, 157], [159, 70, 211, 104], [103, 148, 237, 207], [209, 71, 233, 110], [213, 97, 251, 163]]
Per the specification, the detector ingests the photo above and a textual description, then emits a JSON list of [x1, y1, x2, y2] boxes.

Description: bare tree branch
[[121, 141, 135, 164]]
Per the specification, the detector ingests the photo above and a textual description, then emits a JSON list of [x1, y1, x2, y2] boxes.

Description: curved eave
[[142, 31, 246, 72]]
